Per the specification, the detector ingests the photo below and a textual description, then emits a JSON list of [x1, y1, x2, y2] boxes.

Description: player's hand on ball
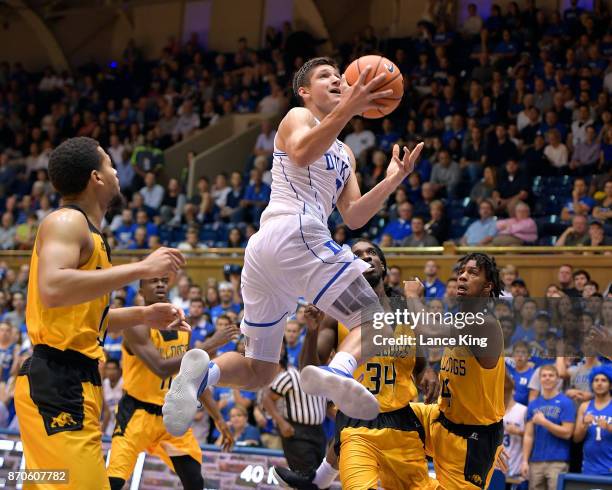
[[339, 66, 394, 117], [386, 143, 424, 185], [141, 247, 185, 278], [144, 303, 191, 332]]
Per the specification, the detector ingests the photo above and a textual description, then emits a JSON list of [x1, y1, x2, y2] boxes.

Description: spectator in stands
[[108, 135, 133, 194], [572, 270, 590, 297], [0, 213, 15, 250], [573, 365, 612, 476], [503, 373, 527, 486], [522, 365, 575, 489], [556, 214, 589, 246], [570, 125, 600, 176], [429, 149, 460, 198], [101, 360, 123, 437], [253, 120, 276, 160], [221, 406, 260, 447], [507, 341, 536, 406], [544, 129, 569, 172], [386, 265, 402, 291], [382, 201, 413, 243], [414, 181, 436, 217], [571, 105, 594, 147], [487, 125, 519, 167], [401, 216, 438, 247], [461, 126, 487, 184], [561, 178, 596, 221], [423, 259, 445, 298], [3, 291, 25, 330], [585, 220, 612, 246], [511, 299, 538, 344], [178, 227, 206, 251], [461, 3, 483, 38], [425, 200, 449, 244], [492, 201, 537, 245], [220, 171, 244, 223], [258, 84, 288, 115], [593, 180, 612, 225], [210, 282, 241, 324], [284, 319, 303, 368], [493, 159, 529, 216], [469, 166, 497, 207], [241, 168, 270, 225], [139, 171, 164, 210], [173, 99, 200, 141], [14, 213, 38, 250], [127, 226, 148, 250], [460, 199, 497, 245], [499, 265, 518, 296], [558, 264, 581, 298], [344, 118, 375, 164]]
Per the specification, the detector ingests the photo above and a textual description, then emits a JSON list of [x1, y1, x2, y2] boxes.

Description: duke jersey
[[503, 402, 527, 477], [582, 399, 612, 475], [261, 124, 352, 226], [338, 322, 417, 412], [122, 329, 189, 406]]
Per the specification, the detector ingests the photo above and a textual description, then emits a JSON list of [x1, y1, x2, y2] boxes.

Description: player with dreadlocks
[[406, 252, 505, 489]]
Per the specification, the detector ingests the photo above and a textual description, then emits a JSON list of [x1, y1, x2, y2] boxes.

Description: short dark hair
[[48, 137, 102, 196], [573, 269, 590, 281], [455, 253, 502, 297], [292, 57, 338, 104]]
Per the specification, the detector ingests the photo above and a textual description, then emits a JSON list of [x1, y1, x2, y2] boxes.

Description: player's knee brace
[[326, 274, 383, 329], [171, 455, 204, 490]]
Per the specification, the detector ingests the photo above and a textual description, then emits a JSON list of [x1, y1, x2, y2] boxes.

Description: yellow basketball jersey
[[122, 329, 190, 405], [26, 207, 112, 361], [438, 345, 505, 425], [338, 323, 417, 412]]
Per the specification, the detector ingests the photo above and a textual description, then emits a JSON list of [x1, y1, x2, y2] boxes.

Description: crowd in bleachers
[[0, 0, 610, 486]]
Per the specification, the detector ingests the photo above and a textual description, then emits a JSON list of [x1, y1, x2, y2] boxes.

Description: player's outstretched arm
[[337, 143, 424, 229], [122, 323, 184, 379], [37, 210, 184, 308], [278, 66, 392, 167], [108, 304, 190, 335]]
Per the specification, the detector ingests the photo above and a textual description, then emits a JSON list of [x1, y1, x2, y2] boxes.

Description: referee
[[263, 342, 327, 477]]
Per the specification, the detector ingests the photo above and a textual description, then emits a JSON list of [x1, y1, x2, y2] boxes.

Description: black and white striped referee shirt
[[270, 366, 327, 426]]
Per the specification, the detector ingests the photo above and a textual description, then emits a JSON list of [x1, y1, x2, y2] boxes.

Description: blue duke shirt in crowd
[[286, 339, 303, 368], [189, 321, 215, 348], [510, 324, 536, 345], [244, 182, 271, 203], [209, 303, 242, 324], [382, 219, 412, 242], [424, 278, 446, 299], [103, 335, 123, 361], [212, 386, 257, 437], [506, 362, 536, 406], [0, 344, 16, 382], [527, 393, 576, 462], [582, 399, 612, 475]]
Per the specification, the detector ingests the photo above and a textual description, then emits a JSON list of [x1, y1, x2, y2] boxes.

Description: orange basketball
[[344, 54, 403, 119]]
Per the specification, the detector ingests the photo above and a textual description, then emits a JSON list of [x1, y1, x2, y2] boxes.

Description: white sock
[[312, 458, 339, 488], [328, 351, 357, 376], [206, 361, 221, 388]]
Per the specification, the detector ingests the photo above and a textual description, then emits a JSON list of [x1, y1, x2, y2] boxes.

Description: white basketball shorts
[[240, 214, 379, 362]]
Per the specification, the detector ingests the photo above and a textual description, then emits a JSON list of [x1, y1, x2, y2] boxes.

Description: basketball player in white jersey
[[163, 57, 424, 435]]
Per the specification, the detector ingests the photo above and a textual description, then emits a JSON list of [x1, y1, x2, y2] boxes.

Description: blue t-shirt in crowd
[[0, 344, 15, 382], [103, 335, 123, 361], [527, 393, 576, 462], [286, 340, 303, 368], [209, 303, 242, 324], [510, 324, 536, 345], [189, 322, 215, 348], [424, 278, 446, 299], [506, 362, 536, 406], [582, 399, 612, 475], [244, 183, 271, 203], [382, 219, 412, 242], [234, 424, 262, 446]]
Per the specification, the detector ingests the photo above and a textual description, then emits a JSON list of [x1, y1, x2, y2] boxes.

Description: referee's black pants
[[281, 422, 326, 476]]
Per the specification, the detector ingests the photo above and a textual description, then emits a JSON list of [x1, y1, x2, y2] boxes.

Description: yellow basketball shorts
[[336, 404, 438, 490], [107, 393, 202, 480], [14, 346, 109, 490], [411, 403, 503, 490]]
